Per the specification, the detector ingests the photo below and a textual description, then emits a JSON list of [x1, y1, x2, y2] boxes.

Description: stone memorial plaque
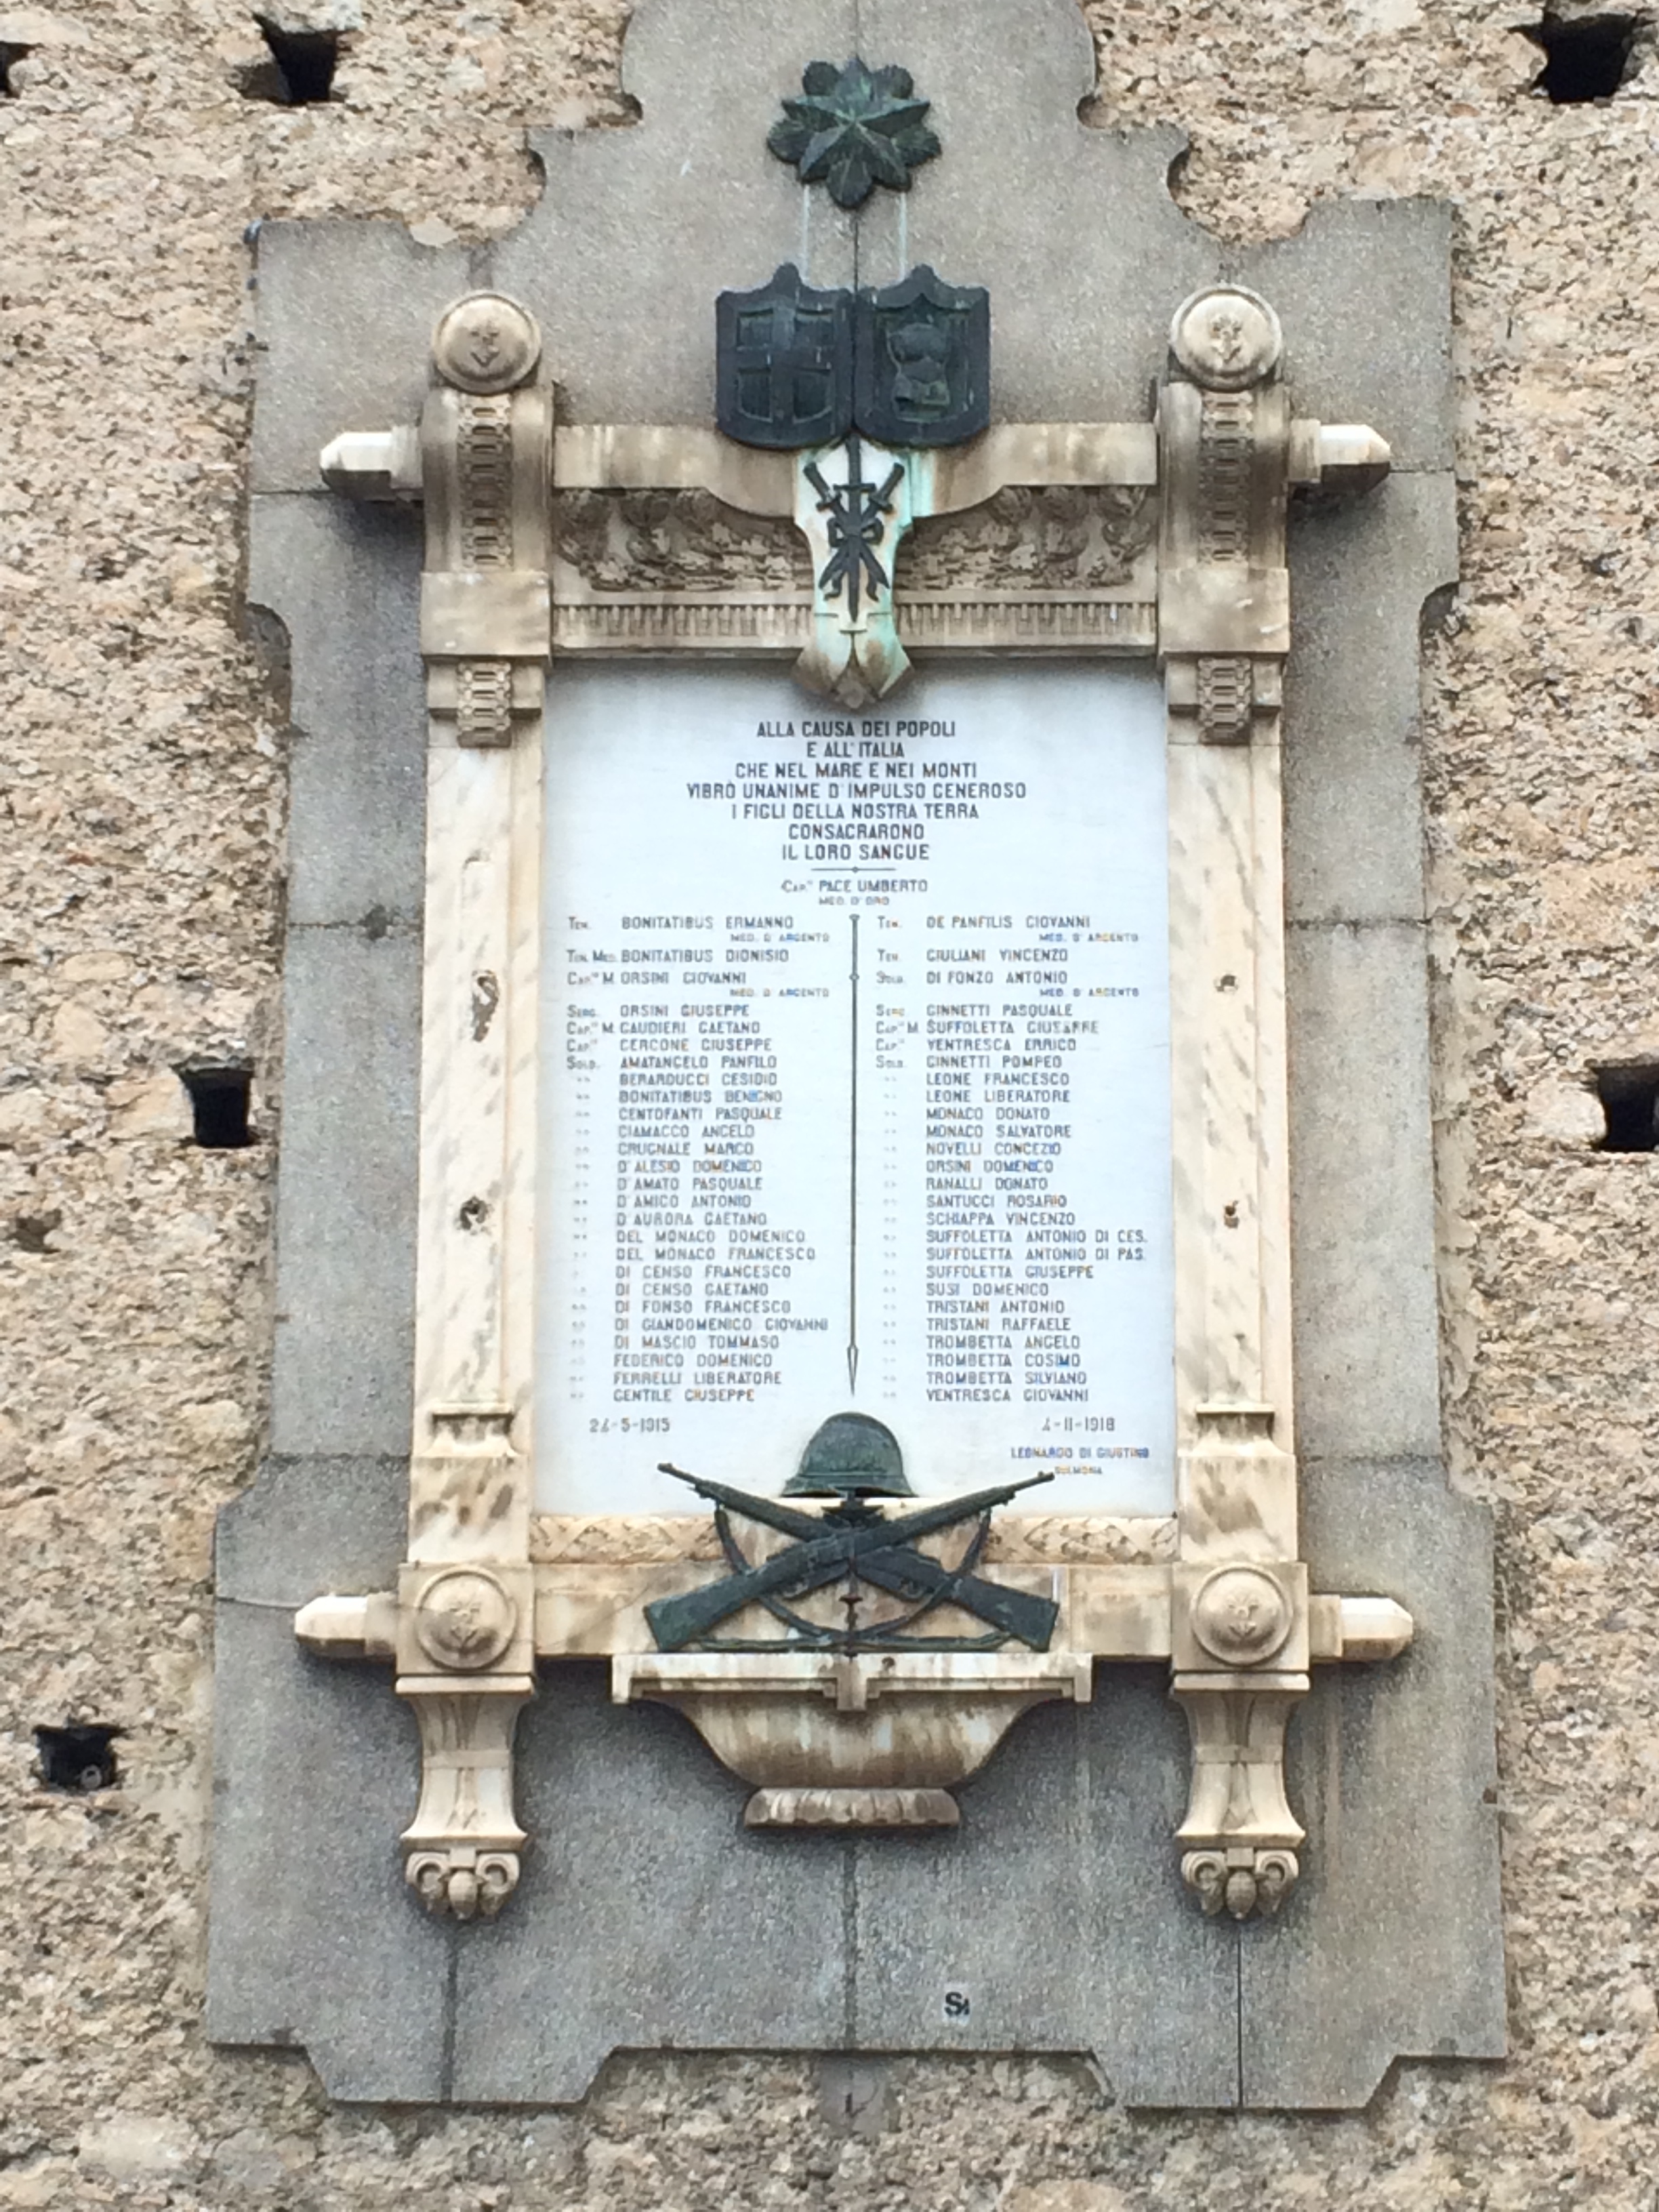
[[537, 661, 1174, 1515], [226, 0, 1505, 2106]]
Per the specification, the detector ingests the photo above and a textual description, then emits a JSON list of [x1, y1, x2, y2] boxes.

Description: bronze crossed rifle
[[645, 1464, 1059, 1653]]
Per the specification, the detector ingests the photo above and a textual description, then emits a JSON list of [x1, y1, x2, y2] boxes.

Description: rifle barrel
[[872, 1470, 1054, 1549], [659, 1467, 825, 1542]]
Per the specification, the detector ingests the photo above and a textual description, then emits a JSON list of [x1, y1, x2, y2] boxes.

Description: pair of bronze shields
[[716, 262, 991, 451]]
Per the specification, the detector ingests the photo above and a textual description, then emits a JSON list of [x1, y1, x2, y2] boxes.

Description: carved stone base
[[1181, 1845, 1299, 1921], [745, 1786, 960, 1830], [407, 1843, 522, 1921], [615, 1650, 1092, 1815]]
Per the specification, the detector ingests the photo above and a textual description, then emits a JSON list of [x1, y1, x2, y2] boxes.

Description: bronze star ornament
[[768, 57, 941, 210]]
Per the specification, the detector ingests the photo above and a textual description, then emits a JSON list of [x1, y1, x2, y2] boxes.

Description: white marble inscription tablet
[[537, 663, 1174, 1515]]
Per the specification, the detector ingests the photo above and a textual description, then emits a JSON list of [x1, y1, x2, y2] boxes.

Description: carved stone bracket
[[1174, 1676, 1307, 1919], [1168, 1557, 1309, 1917], [401, 1679, 534, 1919], [299, 283, 1412, 1921]]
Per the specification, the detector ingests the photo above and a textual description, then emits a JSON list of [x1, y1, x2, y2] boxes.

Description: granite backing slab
[[249, 493, 427, 931], [206, 1603, 450, 2102], [267, 926, 421, 1462], [1241, 1458, 1504, 2107]]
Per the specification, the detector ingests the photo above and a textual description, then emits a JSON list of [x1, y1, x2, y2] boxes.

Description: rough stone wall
[[2, 0, 1655, 2203]]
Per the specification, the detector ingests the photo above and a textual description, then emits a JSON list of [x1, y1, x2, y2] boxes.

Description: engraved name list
[[537, 663, 1176, 1516]]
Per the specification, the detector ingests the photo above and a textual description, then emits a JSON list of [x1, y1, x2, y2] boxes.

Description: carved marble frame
[[299, 281, 1412, 1927]]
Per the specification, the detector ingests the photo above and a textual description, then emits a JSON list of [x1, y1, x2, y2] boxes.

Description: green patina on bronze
[[767, 57, 941, 209], [645, 1446, 1059, 1654]]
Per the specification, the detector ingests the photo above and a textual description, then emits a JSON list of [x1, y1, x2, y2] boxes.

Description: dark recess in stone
[[35, 1723, 123, 1793], [1594, 1062, 1659, 1151], [1523, 12, 1641, 102], [0, 41, 30, 95], [239, 18, 340, 105], [181, 1065, 255, 1149], [12, 1210, 62, 1254]]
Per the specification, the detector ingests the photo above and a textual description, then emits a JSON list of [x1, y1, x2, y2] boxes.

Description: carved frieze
[[983, 1513, 1178, 1566], [530, 1514, 727, 1564], [900, 483, 1155, 594], [554, 489, 809, 598]]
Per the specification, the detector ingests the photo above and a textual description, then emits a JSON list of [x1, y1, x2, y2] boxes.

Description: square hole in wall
[[35, 1723, 123, 1793], [1523, 12, 1642, 101], [237, 17, 340, 105], [179, 1065, 255, 1149], [1594, 1062, 1659, 1151]]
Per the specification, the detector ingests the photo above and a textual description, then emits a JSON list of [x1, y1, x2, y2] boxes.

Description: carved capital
[[1168, 286, 1283, 392], [1172, 1559, 1308, 1671], [431, 292, 542, 396], [419, 293, 552, 749]]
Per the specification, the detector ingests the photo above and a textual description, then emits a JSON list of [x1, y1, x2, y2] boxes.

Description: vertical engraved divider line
[[848, 913, 861, 1394]]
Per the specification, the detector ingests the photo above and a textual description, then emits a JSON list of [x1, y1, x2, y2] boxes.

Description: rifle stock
[[645, 1535, 848, 1650], [855, 1547, 1058, 1649]]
